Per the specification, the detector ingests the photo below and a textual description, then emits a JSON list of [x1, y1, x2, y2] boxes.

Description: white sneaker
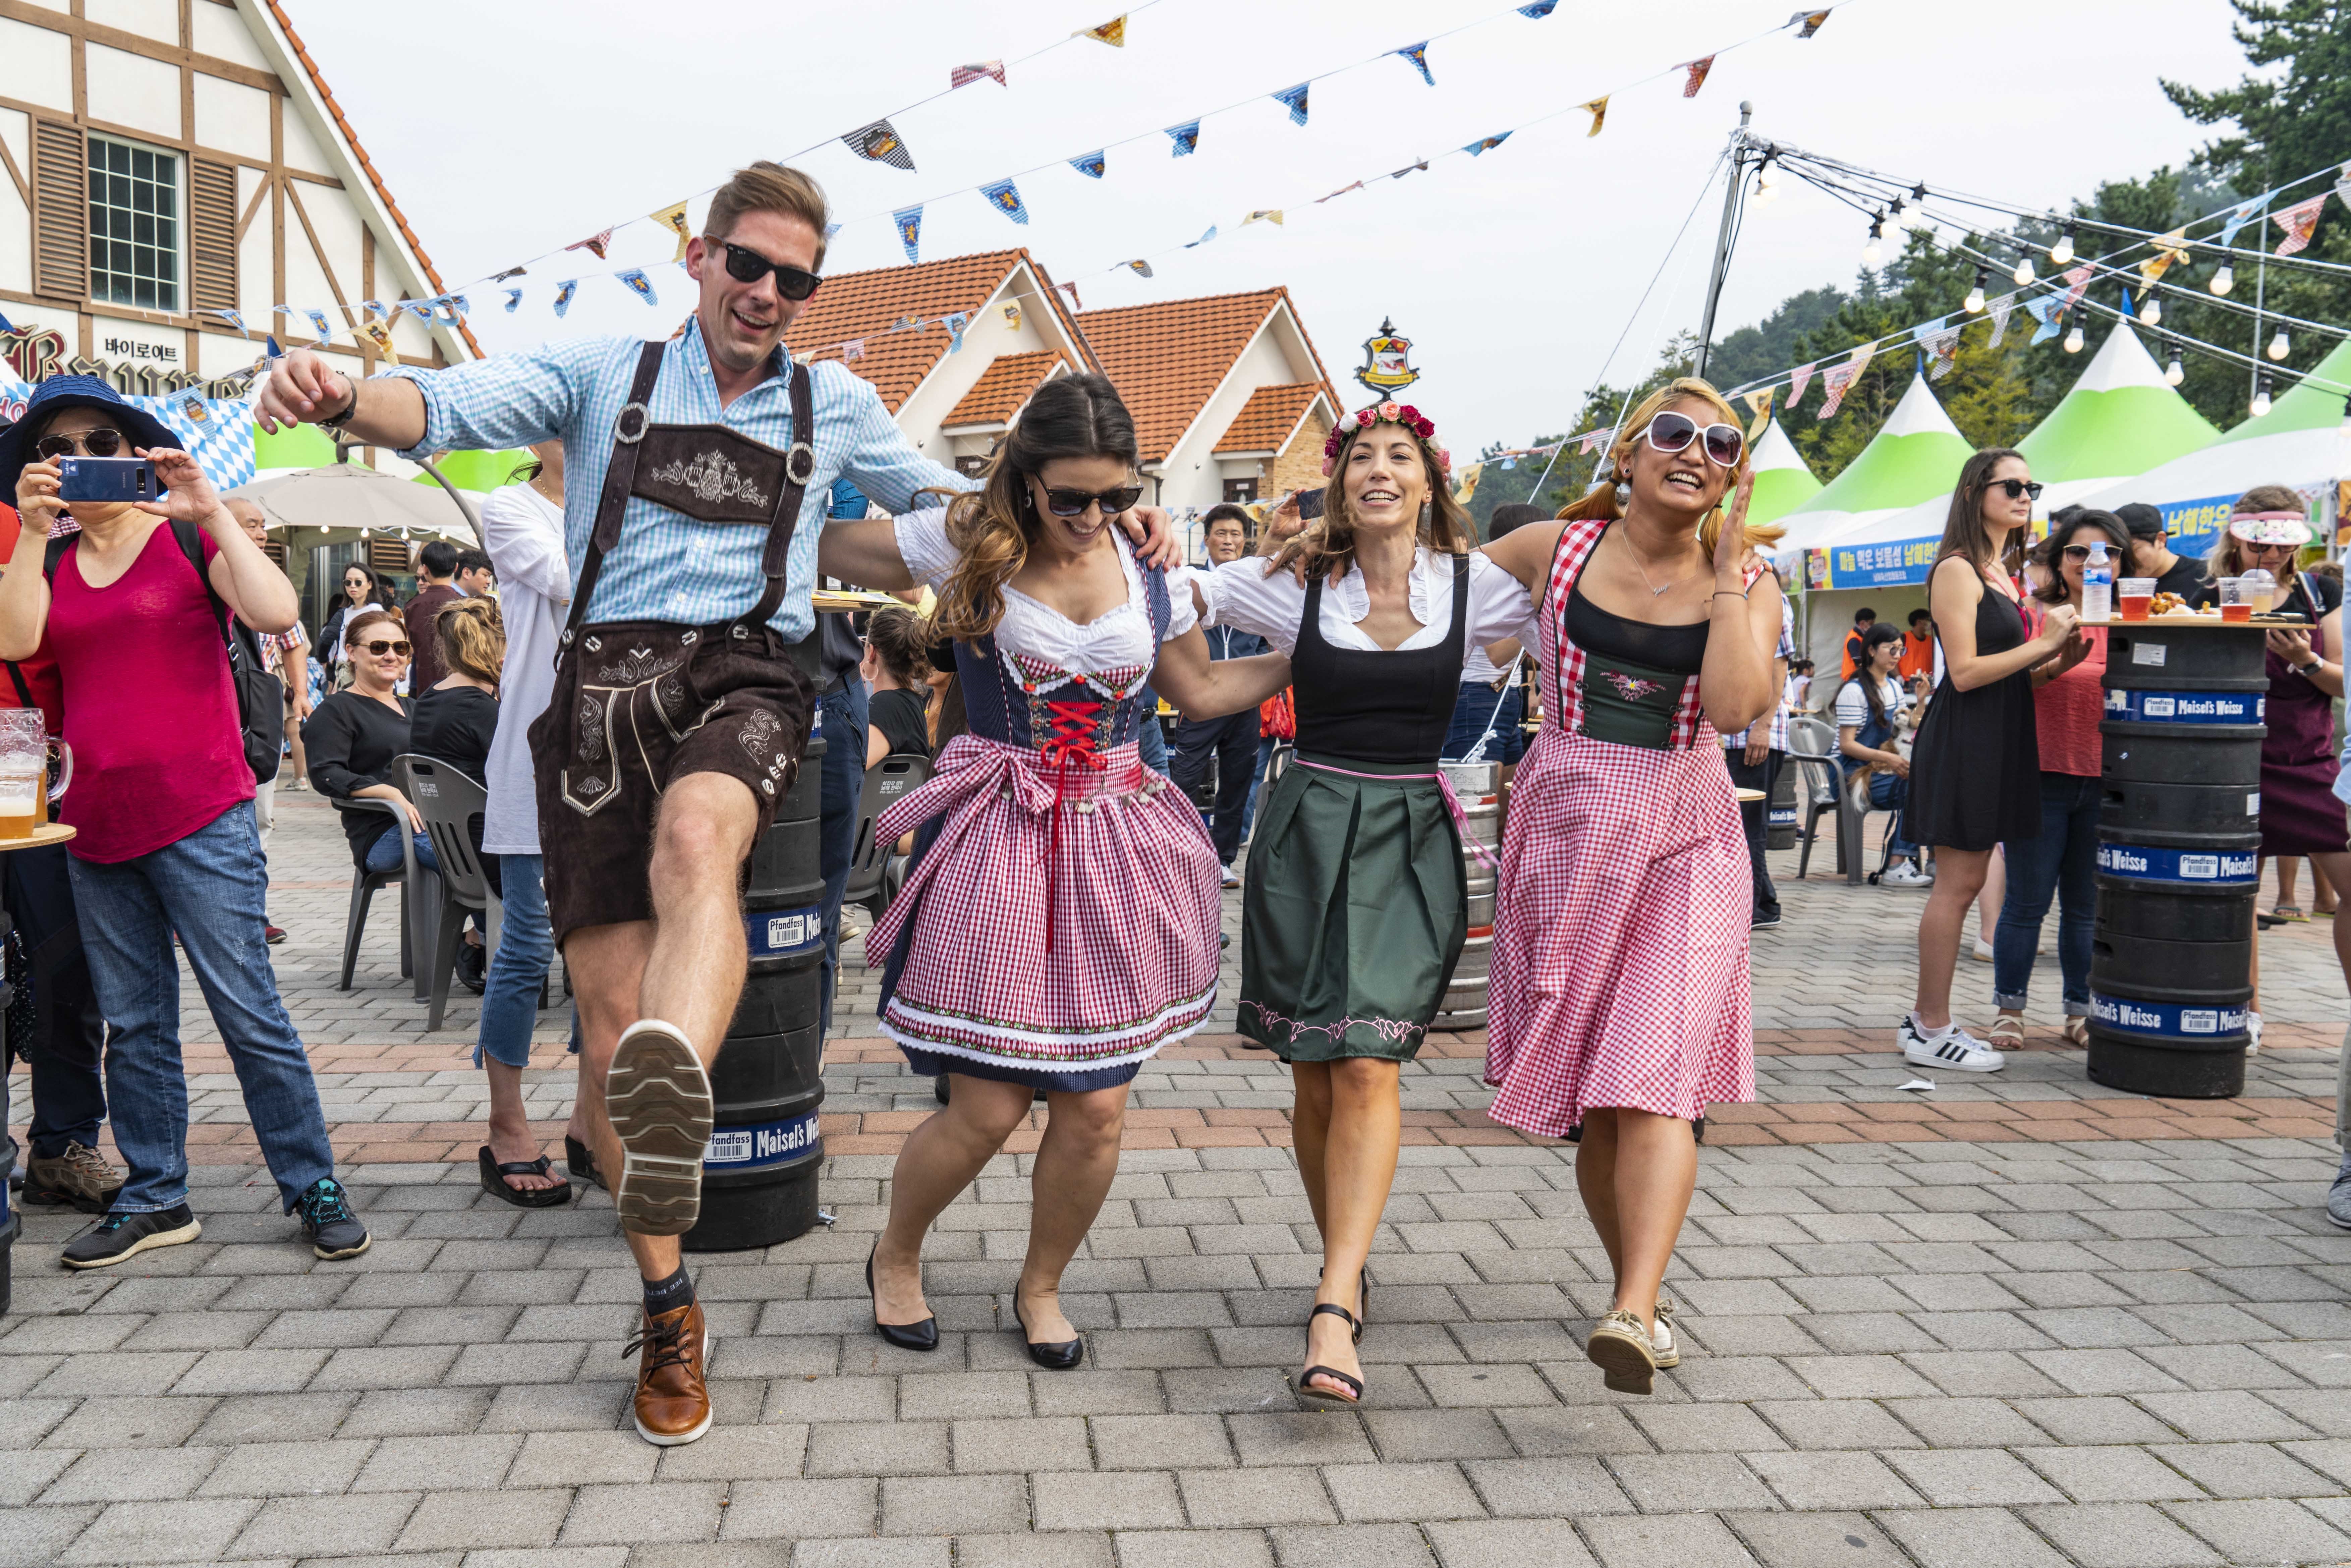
[[1971, 936, 1996, 962], [1881, 862, 1933, 888], [1221, 867, 1242, 890], [1898, 1014, 2006, 1073]]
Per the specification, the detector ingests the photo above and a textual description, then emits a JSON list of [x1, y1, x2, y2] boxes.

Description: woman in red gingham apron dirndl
[[1481, 380, 1784, 1400]]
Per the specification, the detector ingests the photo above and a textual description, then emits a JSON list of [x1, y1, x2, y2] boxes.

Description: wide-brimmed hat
[[0, 374, 177, 499], [2227, 510, 2312, 547]]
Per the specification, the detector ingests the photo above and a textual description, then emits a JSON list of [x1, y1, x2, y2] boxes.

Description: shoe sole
[[22, 1182, 120, 1216], [1652, 1338, 1680, 1369], [61, 1216, 202, 1270], [633, 1329, 717, 1446], [313, 1232, 372, 1261], [1585, 1327, 1656, 1394], [1901, 1044, 2005, 1073], [608, 1023, 713, 1237]]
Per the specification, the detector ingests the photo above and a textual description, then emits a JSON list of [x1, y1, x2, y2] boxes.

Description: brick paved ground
[[4, 786, 2349, 1567]]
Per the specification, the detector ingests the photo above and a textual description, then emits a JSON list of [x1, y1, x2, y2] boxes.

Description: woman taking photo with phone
[[1195, 400, 1534, 1408], [1899, 451, 2084, 1072], [815, 374, 1288, 1369], [1478, 380, 1781, 1398]]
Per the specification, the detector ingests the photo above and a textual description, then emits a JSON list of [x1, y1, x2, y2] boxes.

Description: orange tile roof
[[943, 349, 1064, 428], [781, 249, 1087, 414], [1214, 382, 1325, 455], [1074, 287, 1334, 464], [263, 1, 479, 360]]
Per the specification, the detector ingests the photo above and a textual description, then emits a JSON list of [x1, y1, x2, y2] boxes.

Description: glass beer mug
[[0, 709, 70, 840]]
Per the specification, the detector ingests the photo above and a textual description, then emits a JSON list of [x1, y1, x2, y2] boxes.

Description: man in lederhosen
[[255, 163, 978, 1446]]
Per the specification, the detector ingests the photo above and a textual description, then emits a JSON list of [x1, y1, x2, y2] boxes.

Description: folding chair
[[330, 797, 416, 991], [843, 753, 934, 924], [396, 755, 504, 1032]]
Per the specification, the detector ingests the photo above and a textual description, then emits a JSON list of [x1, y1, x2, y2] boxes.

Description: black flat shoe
[[1289, 1302, 1364, 1408], [1011, 1295, 1083, 1370], [868, 1244, 939, 1352], [564, 1135, 606, 1192]]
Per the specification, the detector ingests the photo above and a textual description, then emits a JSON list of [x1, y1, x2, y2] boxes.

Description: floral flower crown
[[1322, 400, 1452, 479]]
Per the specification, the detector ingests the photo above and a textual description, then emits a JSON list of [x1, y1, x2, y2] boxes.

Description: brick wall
[[1262, 409, 1332, 500]]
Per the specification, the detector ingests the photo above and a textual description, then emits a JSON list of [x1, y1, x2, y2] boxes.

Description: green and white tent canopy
[[1771, 373, 1974, 565], [1745, 419, 1822, 532], [2077, 332, 2351, 550], [1824, 327, 2224, 588]]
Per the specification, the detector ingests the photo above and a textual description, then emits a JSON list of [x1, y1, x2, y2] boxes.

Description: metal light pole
[[1692, 103, 1756, 384]]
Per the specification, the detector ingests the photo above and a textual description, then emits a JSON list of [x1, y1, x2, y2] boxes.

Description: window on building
[[1222, 478, 1258, 505], [87, 134, 182, 312], [955, 455, 987, 478]]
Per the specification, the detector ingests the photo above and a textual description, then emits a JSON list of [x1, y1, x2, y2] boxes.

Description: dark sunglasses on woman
[[1641, 411, 1744, 467], [358, 638, 411, 657], [713, 240, 822, 301], [1984, 478, 2046, 501], [1037, 484, 1143, 518], [33, 428, 128, 460]]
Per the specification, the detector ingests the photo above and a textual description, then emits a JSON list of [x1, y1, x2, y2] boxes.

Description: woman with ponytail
[[1478, 379, 1784, 1398], [815, 374, 1289, 1370], [1192, 400, 1535, 1408]]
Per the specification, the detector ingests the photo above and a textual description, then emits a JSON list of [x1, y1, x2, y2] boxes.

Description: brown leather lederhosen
[[525, 339, 820, 943]]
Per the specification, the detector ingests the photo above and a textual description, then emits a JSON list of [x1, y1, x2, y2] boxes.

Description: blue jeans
[[818, 679, 868, 1036], [1242, 734, 1277, 841], [1443, 680, 1526, 763], [476, 853, 552, 1069], [1994, 773, 2098, 1015], [1135, 685, 1169, 773], [68, 805, 336, 1213], [5, 843, 108, 1157], [1871, 772, 1919, 861], [364, 824, 440, 876]]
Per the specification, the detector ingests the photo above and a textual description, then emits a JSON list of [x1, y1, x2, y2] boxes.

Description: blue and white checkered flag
[[128, 392, 258, 494]]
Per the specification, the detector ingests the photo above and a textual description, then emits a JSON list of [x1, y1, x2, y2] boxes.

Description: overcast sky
[[283, 0, 2250, 454]]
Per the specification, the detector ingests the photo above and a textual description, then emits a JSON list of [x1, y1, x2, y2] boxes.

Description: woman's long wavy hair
[[2032, 509, 2132, 607], [433, 596, 505, 687], [1556, 379, 1782, 555], [1269, 414, 1476, 585], [930, 373, 1140, 644]]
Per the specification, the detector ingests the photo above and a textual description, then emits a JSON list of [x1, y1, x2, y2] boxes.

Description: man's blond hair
[[706, 162, 831, 269]]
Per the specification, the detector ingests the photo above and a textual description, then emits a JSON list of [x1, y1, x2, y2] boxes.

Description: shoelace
[[62, 1144, 114, 1179], [623, 1312, 696, 1378], [299, 1180, 355, 1228], [1035, 698, 1106, 951]]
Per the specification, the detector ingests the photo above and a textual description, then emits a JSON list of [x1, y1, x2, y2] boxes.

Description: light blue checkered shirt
[[1724, 592, 1799, 752], [386, 317, 967, 639]]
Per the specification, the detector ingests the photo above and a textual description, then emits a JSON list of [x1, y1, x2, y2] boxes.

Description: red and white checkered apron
[[862, 733, 1222, 1071], [1484, 517, 1758, 1138]]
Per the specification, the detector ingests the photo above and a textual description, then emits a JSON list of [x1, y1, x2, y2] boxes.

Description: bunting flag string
[[1986, 295, 2016, 347], [1844, 340, 1877, 386], [980, 179, 1030, 224], [503, 289, 522, 314], [1518, 1, 1558, 16], [615, 269, 658, 306], [1679, 55, 1715, 97], [2024, 295, 2065, 346], [1581, 97, 1610, 136], [551, 281, 577, 319], [2336, 161, 2351, 209], [1789, 8, 1832, 37], [2273, 193, 2328, 257], [1739, 387, 1774, 438], [1270, 82, 1311, 126], [893, 206, 923, 264], [2138, 227, 2191, 293], [1396, 43, 1434, 86], [1124, 260, 1154, 278], [1077, 15, 1127, 46], [566, 230, 613, 261], [650, 201, 691, 263], [1786, 361, 1815, 407], [1070, 151, 1106, 179], [943, 311, 970, 351], [304, 310, 333, 343], [843, 339, 865, 361], [1185, 226, 1217, 248], [845, 119, 916, 172], [950, 60, 1006, 89], [2058, 264, 2095, 312], [1241, 209, 1283, 227], [1057, 281, 1083, 311], [1814, 362, 1858, 419], [1166, 120, 1201, 157], [2217, 198, 2264, 249], [1918, 319, 1961, 379], [1463, 134, 1511, 157], [1318, 180, 1367, 202]]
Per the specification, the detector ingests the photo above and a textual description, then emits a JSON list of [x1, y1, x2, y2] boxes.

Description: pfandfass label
[[745, 903, 824, 959], [703, 1111, 822, 1169], [2095, 844, 2257, 884], [2089, 992, 2250, 1038]]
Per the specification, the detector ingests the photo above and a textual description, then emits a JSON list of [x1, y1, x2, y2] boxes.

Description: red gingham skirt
[[862, 734, 1222, 1073], [1484, 727, 1755, 1138]]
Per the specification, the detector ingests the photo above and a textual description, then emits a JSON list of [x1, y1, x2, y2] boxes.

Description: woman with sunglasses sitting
[[1478, 381, 1783, 1399], [1986, 509, 2130, 1051], [303, 608, 443, 882], [1900, 451, 2085, 1074], [814, 374, 1290, 1370]]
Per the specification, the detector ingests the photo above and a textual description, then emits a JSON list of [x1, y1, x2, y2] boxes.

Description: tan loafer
[[1650, 1299, 1680, 1369], [1587, 1309, 1657, 1395]]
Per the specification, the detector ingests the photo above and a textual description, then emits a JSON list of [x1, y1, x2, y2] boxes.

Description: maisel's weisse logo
[[704, 1112, 821, 1170], [2089, 993, 2250, 1037], [2095, 844, 2259, 884], [2102, 689, 2264, 724], [1355, 316, 1419, 395]]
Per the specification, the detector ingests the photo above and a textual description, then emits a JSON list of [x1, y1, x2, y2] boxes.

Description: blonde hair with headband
[[1555, 378, 1783, 556], [2206, 484, 2312, 582]]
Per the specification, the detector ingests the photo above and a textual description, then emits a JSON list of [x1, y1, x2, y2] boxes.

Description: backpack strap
[[1, 660, 32, 711]]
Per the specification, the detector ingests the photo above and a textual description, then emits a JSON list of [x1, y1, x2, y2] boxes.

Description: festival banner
[[1078, 14, 1127, 45], [1739, 386, 1774, 438], [1815, 533, 1940, 589], [1581, 97, 1609, 136], [1166, 120, 1201, 157], [566, 230, 613, 261], [650, 201, 691, 262], [1463, 134, 1511, 157], [1815, 362, 1857, 419], [950, 61, 1006, 89], [1069, 151, 1106, 179], [844, 119, 916, 172], [893, 205, 922, 264], [1396, 43, 1434, 86], [1787, 361, 1814, 407], [1680, 56, 1716, 97], [980, 179, 1030, 224], [1270, 83, 1310, 126], [2273, 193, 2328, 256], [1789, 8, 1831, 36]]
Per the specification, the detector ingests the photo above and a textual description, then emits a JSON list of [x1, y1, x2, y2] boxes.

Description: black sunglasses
[[34, 428, 128, 460], [713, 240, 822, 301], [357, 638, 411, 657], [1034, 482, 1143, 518], [1983, 477, 2046, 501], [1642, 410, 1744, 467]]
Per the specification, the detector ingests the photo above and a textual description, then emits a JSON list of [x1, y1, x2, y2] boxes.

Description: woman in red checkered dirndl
[[814, 375, 1291, 1370], [1479, 380, 1787, 1399]]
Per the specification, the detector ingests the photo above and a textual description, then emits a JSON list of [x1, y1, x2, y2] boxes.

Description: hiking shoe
[[607, 1019, 713, 1236], [2329, 1159, 2351, 1231], [61, 1205, 202, 1269], [1586, 1309, 1658, 1395], [1650, 1299, 1680, 1369], [295, 1177, 371, 1259], [627, 1298, 714, 1445], [24, 1141, 124, 1214], [1898, 1015, 2005, 1073], [1880, 861, 1933, 888]]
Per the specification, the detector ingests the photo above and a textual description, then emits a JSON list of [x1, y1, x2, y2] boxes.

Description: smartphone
[[1296, 487, 1326, 521], [58, 457, 161, 504]]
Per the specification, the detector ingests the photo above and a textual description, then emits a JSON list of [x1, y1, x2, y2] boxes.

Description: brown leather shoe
[[626, 1298, 714, 1446]]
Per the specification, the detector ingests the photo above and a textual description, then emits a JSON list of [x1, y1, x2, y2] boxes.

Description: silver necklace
[[1628, 546, 1695, 597]]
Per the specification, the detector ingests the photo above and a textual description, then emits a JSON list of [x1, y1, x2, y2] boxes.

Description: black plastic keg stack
[[2091, 619, 2267, 1098], [683, 634, 829, 1251]]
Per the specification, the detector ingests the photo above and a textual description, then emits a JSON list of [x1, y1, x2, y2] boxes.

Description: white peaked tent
[[1772, 374, 1975, 564], [1746, 419, 1823, 533]]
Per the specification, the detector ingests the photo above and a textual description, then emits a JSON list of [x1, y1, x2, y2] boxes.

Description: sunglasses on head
[[1034, 482, 1143, 518], [358, 639, 411, 657], [1641, 410, 1743, 467], [1983, 477, 2046, 501], [713, 240, 822, 301], [34, 428, 128, 460]]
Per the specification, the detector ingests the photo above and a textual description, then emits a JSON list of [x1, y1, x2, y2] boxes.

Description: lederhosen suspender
[[559, 338, 819, 651]]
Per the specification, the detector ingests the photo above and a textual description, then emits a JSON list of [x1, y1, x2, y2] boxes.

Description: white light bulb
[[2251, 380, 2273, 418], [1964, 283, 1986, 313], [2141, 296, 2162, 327], [2165, 355, 2185, 387], [1753, 171, 1777, 204], [2013, 258, 2035, 285], [1861, 237, 1882, 266], [2267, 329, 2291, 360], [2211, 264, 2235, 296], [2063, 324, 2085, 353], [2050, 232, 2075, 266]]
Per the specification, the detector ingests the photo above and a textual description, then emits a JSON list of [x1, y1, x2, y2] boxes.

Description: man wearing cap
[[1, 375, 368, 1272], [256, 159, 1176, 1446], [2118, 502, 2203, 601]]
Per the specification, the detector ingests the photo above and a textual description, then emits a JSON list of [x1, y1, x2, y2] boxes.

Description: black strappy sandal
[[564, 1134, 606, 1192], [479, 1147, 571, 1209], [1289, 1303, 1365, 1408], [1319, 1266, 1370, 1343]]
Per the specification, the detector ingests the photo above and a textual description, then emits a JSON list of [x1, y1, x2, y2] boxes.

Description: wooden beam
[[234, 165, 269, 240], [0, 130, 28, 210], [0, 0, 282, 95], [269, 86, 283, 341], [282, 176, 351, 318]]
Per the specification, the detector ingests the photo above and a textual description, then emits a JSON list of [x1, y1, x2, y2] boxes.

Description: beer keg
[[1767, 760, 1798, 850], [2089, 622, 2266, 1098]]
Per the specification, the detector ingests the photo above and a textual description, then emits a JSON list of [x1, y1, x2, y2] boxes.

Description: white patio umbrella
[[230, 461, 481, 544]]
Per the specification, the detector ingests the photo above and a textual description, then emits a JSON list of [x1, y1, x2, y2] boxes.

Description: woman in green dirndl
[[1196, 402, 1534, 1407]]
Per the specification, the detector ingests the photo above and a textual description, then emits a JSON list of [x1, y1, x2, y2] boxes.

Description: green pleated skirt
[[1237, 754, 1468, 1062]]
